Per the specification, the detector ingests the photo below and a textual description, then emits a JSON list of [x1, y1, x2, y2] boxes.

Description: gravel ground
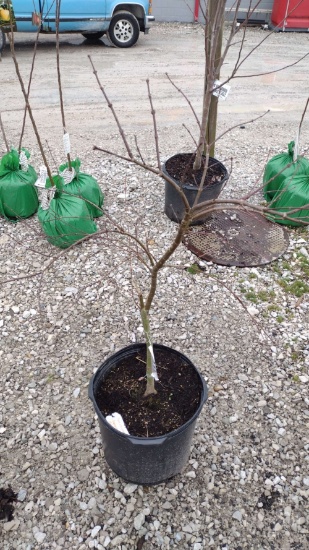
[[0, 23, 309, 550]]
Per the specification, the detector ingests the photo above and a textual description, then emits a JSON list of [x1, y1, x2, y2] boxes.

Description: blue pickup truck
[[0, 0, 154, 51]]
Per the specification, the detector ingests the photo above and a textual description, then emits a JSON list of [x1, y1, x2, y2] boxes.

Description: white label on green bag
[[19, 151, 29, 172], [35, 165, 48, 188], [63, 132, 71, 155], [61, 167, 76, 185]]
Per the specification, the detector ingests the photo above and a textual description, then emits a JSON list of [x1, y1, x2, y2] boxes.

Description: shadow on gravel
[[0, 486, 18, 522], [2, 36, 112, 54]]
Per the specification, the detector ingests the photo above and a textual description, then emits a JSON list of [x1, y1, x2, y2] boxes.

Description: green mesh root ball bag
[[267, 172, 309, 227], [263, 141, 309, 202], [0, 148, 38, 220], [58, 158, 104, 218], [38, 180, 97, 248]]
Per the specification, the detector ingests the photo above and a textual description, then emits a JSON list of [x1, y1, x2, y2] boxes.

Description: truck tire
[[81, 32, 105, 41], [0, 29, 6, 53], [107, 11, 139, 48]]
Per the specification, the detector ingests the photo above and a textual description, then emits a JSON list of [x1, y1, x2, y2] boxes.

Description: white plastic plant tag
[[40, 187, 56, 211], [40, 188, 50, 210], [106, 412, 129, 435], [148, 344, 159, 381], [61, 167, 76, 185], [293, 132, 299, 162], [35, 165, 48, 188], [63, 132, 71, 155], [19, 151, 29, 172], [212, 80, 231, 101]]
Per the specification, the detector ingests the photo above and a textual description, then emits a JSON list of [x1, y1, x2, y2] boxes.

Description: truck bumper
[[145, 15, 155, 33]]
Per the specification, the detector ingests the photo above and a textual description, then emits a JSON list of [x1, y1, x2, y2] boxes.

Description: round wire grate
[[183, 209, 290, 267]]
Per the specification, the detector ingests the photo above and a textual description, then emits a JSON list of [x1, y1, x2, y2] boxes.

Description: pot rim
[[162, 153, 229, 191], [89, 342, 208, 443]]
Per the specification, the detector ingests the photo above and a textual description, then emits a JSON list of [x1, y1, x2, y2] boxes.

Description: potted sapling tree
[[163, 0, 231, 224], [87, 1, 309, 485], [160, 0, 303, 225]]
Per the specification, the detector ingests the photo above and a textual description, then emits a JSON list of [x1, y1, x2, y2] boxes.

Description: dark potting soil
[[165, 153, 225, 187], [95, 348, 203, 437], [0, 486, 17, 522]]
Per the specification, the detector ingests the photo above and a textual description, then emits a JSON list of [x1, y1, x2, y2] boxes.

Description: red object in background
[[194, 0, 199, 22], [271, 0, 309, 30]]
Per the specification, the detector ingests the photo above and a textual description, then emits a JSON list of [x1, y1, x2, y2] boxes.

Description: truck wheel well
[[113, 4, 145, 31]]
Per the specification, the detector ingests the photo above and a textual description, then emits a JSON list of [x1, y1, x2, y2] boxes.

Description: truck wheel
[[81, 32, 105, 41], [0, 29, 6, 53], [108, 11, 139, 48]]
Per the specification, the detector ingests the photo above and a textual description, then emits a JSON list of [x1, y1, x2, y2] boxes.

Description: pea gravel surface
[[0, 23, 309, 550]]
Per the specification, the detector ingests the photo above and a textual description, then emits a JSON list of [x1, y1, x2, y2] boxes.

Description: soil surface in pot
[[165, 153, 225, 187], [95, 348, 203, 437]]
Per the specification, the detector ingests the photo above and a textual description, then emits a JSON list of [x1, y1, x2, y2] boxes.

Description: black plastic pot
[[89, 343, 208, 485], [163, 153, 229, 224]]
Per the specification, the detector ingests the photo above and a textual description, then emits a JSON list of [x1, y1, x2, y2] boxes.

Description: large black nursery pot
[[163, 153, 229, 224], [89, 343, 208, 485]]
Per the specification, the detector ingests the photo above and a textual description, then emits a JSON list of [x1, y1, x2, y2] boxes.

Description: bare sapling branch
[[88, 54, 134, 159], [298, 95, 309, 135], [134, 135, 146, 164], [166, 73, 201, 130], [7, 31, 54, 184], [182, 124, 198, 148], [146, 79, 161, 170], [230, 0, 308, 79], [18, 20, 42, 151], [56, 0, 71, 169], [0, 112, 9, 152]]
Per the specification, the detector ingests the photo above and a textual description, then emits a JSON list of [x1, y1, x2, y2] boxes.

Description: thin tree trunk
[[206, 0, 224, 158], [140, 297, 157, 397]]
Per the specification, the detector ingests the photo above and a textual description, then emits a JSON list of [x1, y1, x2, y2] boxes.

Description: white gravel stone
[[77, 468, 90, 482], [134, 512, 145, 530], [123, 483, 138, 494], [232, 511, 242, 522], [33, 531, 46, 543], [91, 526, 101, 538], [17, 489, 27, 502]]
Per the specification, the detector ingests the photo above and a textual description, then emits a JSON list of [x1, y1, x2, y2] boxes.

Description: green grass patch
[[245, 291, 258, 303], [268, 304, 280, 312], [278, 279, 309, 297], [186, 263, 202, 275]]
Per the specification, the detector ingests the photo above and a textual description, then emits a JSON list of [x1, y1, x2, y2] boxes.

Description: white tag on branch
[[106, 412, 129, 435], [40, 187, 56, 211], [293, 132, 299, 162], [61, 167, 76, 185], [19, 151, 29, 172], [148, 344, 159, 381], [212, 80, 231, 101], [63, 132, 71, 155], [35, 165, 48, 188]]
